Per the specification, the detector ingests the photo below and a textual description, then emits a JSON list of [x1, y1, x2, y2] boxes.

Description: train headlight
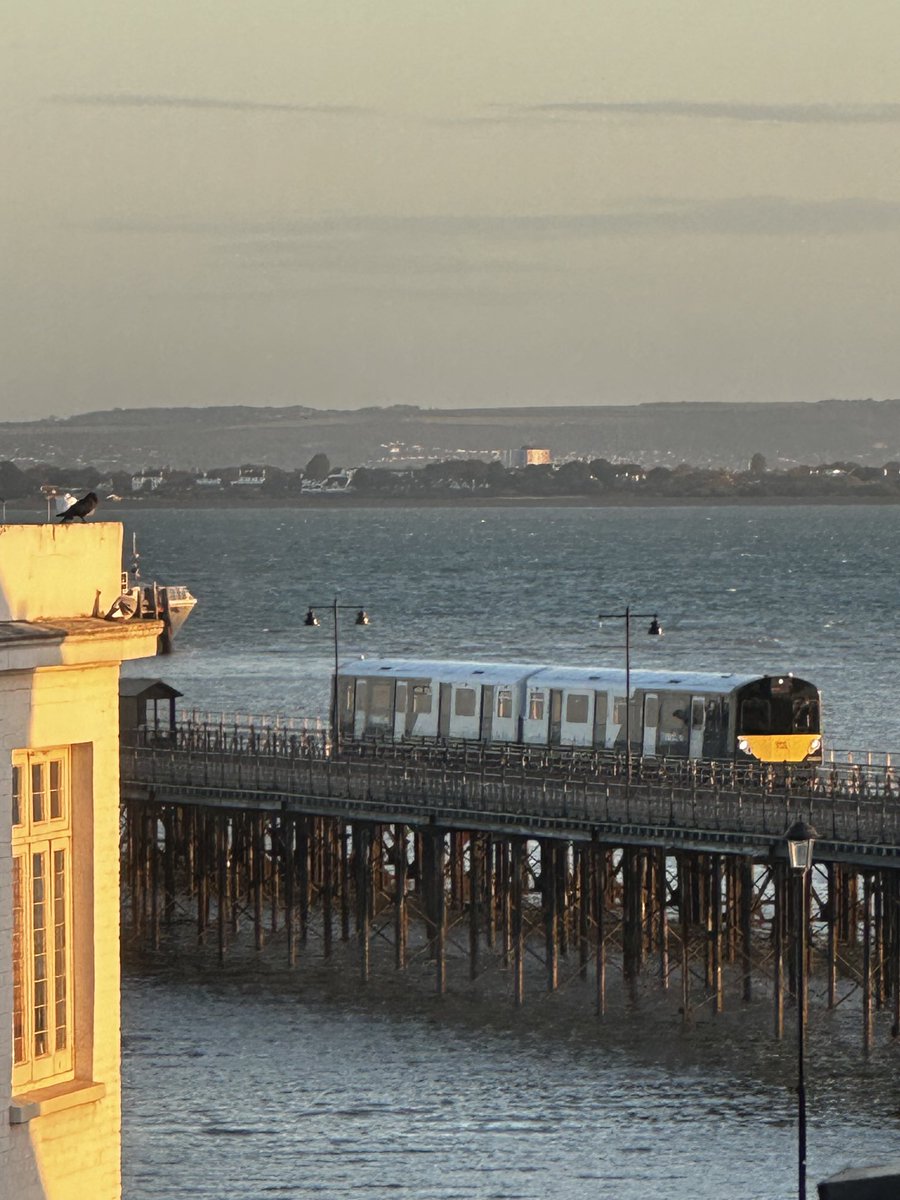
[[809, 737, 822, 753], [738, 738, 750, 752]]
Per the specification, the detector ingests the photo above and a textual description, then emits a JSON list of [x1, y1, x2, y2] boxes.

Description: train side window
[[643, 696, 659, 726], [395, 683, 408, 713], [528, 692, 545, 720], [455, 688, 477, 717], [691, 698, 705, 728], [566, 694, 589, 723], [412, 685, 432, 714], [740, 698, 770, 734], [613, 696, 627, 724], [369, 681, 392, 717], [496, 689, 513, 719]]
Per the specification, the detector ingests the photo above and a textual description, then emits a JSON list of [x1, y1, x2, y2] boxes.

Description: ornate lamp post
[[597, 606, 663, 775], [304, 597, 370, 753], [786, 819, 818, 1200]]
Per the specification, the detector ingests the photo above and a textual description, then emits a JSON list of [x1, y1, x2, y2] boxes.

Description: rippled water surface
[[117, 504, 900, 1198]]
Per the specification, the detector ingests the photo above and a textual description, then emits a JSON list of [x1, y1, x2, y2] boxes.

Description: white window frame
[[12, 748, 75, 1092]]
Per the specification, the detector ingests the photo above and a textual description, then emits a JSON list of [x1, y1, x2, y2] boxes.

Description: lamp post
[[786, 819, 818, 1200], [597, 606, 663, 775], [304, 596, 370, 754]]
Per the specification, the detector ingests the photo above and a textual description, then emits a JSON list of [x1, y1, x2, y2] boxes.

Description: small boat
[[108, 536, 197, 653]]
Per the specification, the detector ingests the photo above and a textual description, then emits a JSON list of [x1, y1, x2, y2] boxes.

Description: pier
[[120, 714, 900, 1052]]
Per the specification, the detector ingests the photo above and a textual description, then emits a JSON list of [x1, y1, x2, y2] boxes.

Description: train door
[[438, 683, 452, 738], [409, 681, 437, 737], [642, 693, 659, 757], [549, 689, 563, 745], [393, 682, 408, 740], [689, 696, 706, 758], [353, 679, 368, 739], [608, 693, 627, 750], [523, 687, 549, 744], [338, 676, 356, 742], [592, 692, 609, 750], [561, 691, 594, 747], [479, 686, 494, 741], [450, 684, 481, 740]]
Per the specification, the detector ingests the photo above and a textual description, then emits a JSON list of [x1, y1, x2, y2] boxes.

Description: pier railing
[[121, 722, 900, 859], [130, 717, 900, 803]]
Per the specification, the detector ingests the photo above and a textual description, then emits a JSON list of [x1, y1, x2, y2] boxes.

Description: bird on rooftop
[[57, 492, 99, 523]]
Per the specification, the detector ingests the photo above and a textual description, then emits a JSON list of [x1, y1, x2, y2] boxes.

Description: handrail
[[120, 741, 900, 854]]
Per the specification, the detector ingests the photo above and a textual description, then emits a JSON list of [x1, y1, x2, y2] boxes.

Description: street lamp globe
[[786, 820, 818, 873]]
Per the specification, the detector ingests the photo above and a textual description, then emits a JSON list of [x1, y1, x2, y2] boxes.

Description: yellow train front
[[732, 674, 822, 764]]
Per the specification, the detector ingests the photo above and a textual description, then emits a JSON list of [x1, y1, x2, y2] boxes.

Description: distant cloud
[[80, 197, 900, 240], [47, 93, 369, 115], [518, 100, 900, 125]]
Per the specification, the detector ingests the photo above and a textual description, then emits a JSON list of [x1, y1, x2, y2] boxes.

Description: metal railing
[[121, 725, 900, 857]]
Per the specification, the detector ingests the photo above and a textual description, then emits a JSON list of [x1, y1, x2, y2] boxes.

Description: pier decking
[[120, 717, 900, 1052]]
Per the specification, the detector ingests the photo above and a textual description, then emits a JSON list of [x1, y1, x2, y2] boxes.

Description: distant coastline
[[10, 493, 900, 515]]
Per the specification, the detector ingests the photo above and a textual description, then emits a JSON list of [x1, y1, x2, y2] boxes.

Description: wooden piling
[[511, 837, 525, 1008]]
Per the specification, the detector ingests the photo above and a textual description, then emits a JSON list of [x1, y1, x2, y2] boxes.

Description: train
[[335, 657, 822, 764]]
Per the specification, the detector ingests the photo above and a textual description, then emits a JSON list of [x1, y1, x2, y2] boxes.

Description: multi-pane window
[[11, 749, 73, 1091], [528, 692, 545, 721], [496, 689, 513, 719]]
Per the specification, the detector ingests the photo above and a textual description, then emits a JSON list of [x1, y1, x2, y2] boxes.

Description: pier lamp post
[[786, 819, 818, 1200], [596, 607, 663, 776], [304, 596, 370, 754]]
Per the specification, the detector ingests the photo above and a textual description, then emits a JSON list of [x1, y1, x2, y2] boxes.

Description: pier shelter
[[0, 525, 162, 1200], [119, 678, 182, 744]]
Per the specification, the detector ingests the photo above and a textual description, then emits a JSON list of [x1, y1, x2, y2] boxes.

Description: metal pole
[[624, 606, 631, 779], [797, 868, 808, 1200], [332, 595, 340, 755]]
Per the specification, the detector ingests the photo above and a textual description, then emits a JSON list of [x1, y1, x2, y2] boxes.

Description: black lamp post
[[786, 819, 817, 1200], [597, 606, 663, 774], [304, 596, 370, 754]]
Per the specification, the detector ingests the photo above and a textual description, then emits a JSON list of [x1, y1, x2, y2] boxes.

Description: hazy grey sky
[[5, 1, 900, 419]]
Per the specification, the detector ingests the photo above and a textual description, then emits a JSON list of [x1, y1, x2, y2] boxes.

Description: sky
[[4, 1, 900, 419]]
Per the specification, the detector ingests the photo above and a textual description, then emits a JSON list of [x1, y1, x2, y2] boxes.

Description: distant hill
[[3, 399, 900, 472]]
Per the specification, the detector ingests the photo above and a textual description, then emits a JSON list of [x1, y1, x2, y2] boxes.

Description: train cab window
[[566, 694, 589, 724], [793, 697, 819, 732], [455, 688, 477, 717], [740, 697, 771, 734], [497, 689, 513, 719], [412, 685, 433, 714], [528, 692, 545, 720]]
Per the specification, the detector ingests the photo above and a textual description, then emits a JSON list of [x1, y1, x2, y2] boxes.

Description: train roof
[[337, 658, 809, 696], [337, 658, 537, 685]]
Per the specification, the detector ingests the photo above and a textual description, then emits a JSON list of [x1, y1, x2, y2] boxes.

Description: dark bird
[[57, 492, 99, 523]]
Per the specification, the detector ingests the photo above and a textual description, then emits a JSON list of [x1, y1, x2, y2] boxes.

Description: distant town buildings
[[130, 472, 165, 492], [508, 447, 551, 468]]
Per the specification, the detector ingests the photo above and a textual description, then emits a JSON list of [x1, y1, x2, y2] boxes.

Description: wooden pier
[[120, 717, 900, 1052]]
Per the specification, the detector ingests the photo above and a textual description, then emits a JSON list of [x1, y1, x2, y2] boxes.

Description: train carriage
[[336, 658, 822, 764]]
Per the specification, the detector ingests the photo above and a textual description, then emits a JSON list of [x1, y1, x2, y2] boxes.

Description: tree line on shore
[[4, 452, 900, 502]]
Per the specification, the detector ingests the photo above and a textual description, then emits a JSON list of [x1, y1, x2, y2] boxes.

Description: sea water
[[118, 504, 900, 1198]]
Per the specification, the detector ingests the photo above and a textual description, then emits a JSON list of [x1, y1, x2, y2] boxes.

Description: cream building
[[0, 524, 161, 1200]]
